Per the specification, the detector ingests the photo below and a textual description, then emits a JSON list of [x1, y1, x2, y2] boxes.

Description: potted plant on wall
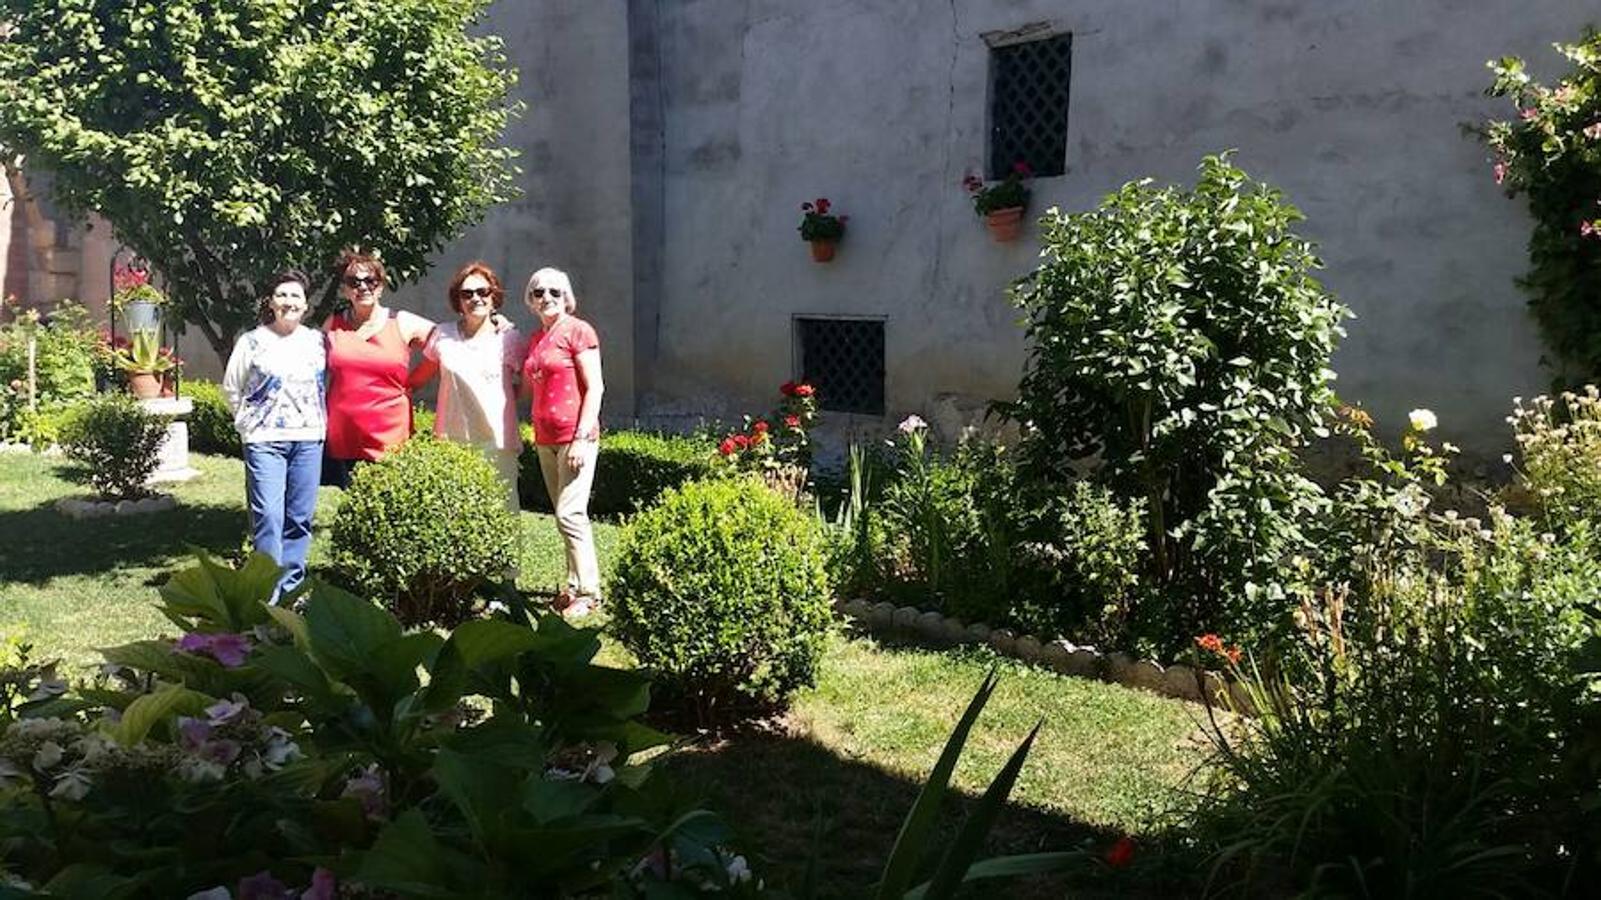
[[798, 197, 848, 262], [965, 161, 1033, 242], [113, 329, 180, 399]]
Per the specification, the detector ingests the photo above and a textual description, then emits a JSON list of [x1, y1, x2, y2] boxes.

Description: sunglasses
[[529, 287, 564, 299], [456, 286, 494, 300], [343, 275, 381, 289]]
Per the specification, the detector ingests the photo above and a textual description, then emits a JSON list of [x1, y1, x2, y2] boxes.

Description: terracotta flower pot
[[127, 372, 162, 399], [984, 206, 1026, 243], [808, 239, 837, 263]]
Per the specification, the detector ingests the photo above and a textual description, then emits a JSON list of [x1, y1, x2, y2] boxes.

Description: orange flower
[[1224, 645, 1242, 666], [1194, 634, 1224, 655]]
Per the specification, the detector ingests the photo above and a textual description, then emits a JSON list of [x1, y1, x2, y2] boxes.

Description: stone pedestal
[[140, 396, 200, 483]]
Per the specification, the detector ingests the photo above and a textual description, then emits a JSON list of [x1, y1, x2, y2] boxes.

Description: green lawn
[[0, 450, 1208, 896]]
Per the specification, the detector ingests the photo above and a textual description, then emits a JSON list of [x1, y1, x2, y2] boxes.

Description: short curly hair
[[446, 260, 505, 314], [335, 247, 387, 289]]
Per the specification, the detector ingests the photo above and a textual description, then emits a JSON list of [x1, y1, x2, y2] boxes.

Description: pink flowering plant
[[1484, 30, 1601, 380], [0, 551, 764, 897], [963, 160, 1033, 215]]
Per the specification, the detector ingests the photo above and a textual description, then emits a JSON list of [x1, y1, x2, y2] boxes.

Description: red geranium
[[733, 434, 751, 450], [792, 383, 815, 398], [780, 381, 796, 397], [1104, 836, 1135, 869], [718, 438, 737, 456], [784, 414, 801, 428], [753, 420, 769, 435]]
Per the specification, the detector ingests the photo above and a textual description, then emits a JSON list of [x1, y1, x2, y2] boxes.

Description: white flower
[[896, 414, 928, 435], [49, 767, 91, 801], [583, 741, 618, 785], [32, 741, 63, 771], [725, 855, 753, 884], [1502, 453, 1515, 464], [1407, 408, 1438, 432]]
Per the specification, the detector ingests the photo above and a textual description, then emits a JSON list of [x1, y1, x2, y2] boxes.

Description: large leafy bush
[[0, 553, 756, 897], [519, 428, 715, 516], [0, 0, 520, 363], [0, 302, 98, 447], [1484, 30, 1601, 382], [329, 436, 518, 626], [57, 393, 167, 500], [828, 427, 1149, 649], [1004, 154, 1348, 655], [1193, 415, 1601, 896], [609, 477, 832, 721]]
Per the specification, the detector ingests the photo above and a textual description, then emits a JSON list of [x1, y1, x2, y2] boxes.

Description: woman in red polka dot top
[[521, 267, 604, 616]]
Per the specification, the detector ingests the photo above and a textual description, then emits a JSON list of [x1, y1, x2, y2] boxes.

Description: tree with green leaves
[[0, 0, 521, 362]]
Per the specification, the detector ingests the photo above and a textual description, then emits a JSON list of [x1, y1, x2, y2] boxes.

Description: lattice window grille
[[989, 33, 1072, 179], [795, 317, 885, 416]]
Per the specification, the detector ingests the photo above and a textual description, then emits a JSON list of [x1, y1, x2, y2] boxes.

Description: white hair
[[525, 266, 577, 314]]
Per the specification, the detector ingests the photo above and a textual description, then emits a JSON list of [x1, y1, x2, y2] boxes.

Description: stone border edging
[[54, 494, 177, 519], [833, 597, 1255, 715]]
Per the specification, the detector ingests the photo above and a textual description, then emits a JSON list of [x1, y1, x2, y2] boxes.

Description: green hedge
[[518, 428, 714, 516], [182, 379, 242, 457]]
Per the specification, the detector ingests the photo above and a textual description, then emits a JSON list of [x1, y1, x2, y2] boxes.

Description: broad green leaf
[[304, 583, 403, 681], [109, 684, 211, 745]]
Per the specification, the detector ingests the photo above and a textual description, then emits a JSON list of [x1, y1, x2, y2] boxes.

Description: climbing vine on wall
[[1485, 29, 1601, 383]]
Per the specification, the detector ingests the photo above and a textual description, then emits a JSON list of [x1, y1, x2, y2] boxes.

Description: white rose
[[1407, 408, 1438, 433]]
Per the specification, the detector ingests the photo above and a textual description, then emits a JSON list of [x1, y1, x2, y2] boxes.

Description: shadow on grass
[[0, 497, 246, 584], [660, 727, 1164, 899]]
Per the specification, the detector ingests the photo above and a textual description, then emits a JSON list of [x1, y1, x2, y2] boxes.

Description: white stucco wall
[[387, 0, 639, 416], [633, 0, 1601, 454]]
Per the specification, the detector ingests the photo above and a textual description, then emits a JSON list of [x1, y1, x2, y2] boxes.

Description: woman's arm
[[396, 310, 437, 347], [407, 357, 439, 390], [220, 335, 254, 413], [568, 347, 604, 472]]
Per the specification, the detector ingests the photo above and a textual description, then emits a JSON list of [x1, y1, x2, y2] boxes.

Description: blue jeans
[[244, 440, 323, 602]]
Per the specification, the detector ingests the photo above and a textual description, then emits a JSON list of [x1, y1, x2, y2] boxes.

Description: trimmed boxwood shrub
[[608, 476, 832, 721], [518, 428, 714, 516], [182, 379, 242, 456], [57, 393, 167, 500], [328, 435, 518, 626]]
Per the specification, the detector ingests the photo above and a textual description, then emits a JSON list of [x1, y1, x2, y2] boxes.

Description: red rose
[[784, 415, 801, 428], [1104, 836, 1135, 869], [753, 420, 769, 434], [779, 381, 797, 397], [718, 438, 737, 456], [815, 198, 831, 214], [1012, 160, 1033, 177], [793, 383, 815, 397]]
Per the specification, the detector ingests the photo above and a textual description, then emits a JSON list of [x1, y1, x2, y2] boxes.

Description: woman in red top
[[522, 266, 604, 615], [322, 249, 437, 486]]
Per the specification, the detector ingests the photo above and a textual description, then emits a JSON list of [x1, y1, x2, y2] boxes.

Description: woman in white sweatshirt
[[221, 270, 327, 602]]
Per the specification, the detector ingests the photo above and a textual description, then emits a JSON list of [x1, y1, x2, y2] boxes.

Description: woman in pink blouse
[[522, 267, 604, 615]]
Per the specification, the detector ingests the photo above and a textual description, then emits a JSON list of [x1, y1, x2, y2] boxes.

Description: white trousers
[[536, 441, 601, 598]]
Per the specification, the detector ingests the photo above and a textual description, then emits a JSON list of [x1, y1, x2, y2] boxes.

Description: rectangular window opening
[[794, 317, 886, 416], [988, 33, 1072, 179]]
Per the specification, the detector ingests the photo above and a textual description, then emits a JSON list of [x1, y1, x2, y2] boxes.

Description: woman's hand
[[566, 438, 595, 473], [490, 312, 514, 334]]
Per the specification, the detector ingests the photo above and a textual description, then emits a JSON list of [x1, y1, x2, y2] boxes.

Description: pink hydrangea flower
[[1493, 161, 1508, 185], [176, 632, 253, 668]]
